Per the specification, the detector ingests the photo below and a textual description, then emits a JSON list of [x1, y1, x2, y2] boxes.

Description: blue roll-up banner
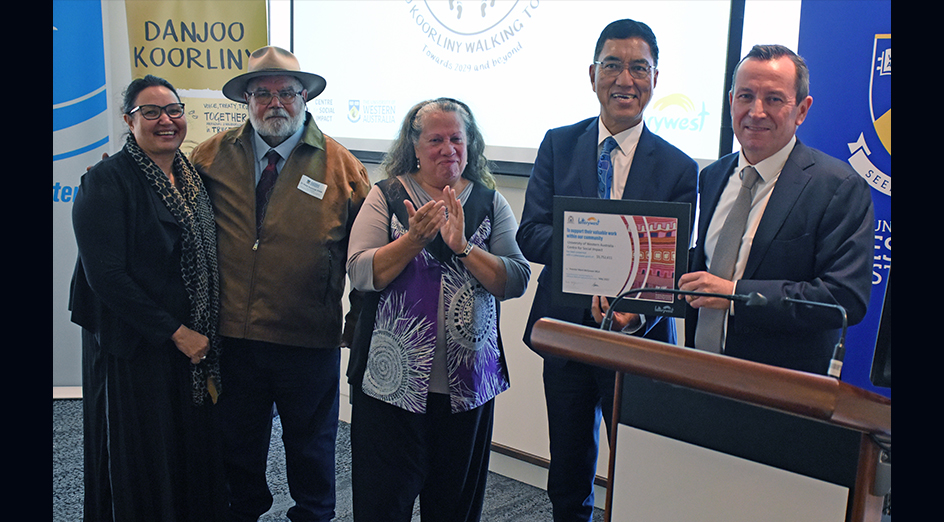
[[53, 0, 109, 161], [53, 0, 111, 388], [797, 1, 890, 398]]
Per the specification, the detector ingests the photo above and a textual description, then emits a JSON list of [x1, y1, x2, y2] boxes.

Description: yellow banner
[[179, 96, 251, 155], [125, 0, 267, 89], [125, 0, 267, 152]]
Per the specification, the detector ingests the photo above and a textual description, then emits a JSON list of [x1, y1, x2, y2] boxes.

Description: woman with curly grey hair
[[380, 97, 496, 189], [346, 97, 530, 521]]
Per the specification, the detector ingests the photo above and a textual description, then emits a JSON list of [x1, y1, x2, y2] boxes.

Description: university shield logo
[[348, 100, 361, 123], [847, 33, 891, 196], [870, 34, 891, 156]]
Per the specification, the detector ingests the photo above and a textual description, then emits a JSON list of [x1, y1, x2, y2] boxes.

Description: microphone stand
[[600, 287, 768, 331], [600, 288, 845, 377], [781, 297, 848, 379]]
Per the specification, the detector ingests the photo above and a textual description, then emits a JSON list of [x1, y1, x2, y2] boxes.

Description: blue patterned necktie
[[597, 137, 618, 199]]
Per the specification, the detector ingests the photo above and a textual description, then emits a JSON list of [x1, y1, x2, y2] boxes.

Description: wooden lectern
[[530, 318, 891, 522]]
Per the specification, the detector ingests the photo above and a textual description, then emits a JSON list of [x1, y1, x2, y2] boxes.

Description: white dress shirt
[[704, 136, 797, 294], [597, 119, 643, 199], [251, 124, 305, 185]]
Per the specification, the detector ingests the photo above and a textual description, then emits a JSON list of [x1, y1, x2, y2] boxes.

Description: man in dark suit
[[680, 44, 873, 374], [516, 19, 696, 522]]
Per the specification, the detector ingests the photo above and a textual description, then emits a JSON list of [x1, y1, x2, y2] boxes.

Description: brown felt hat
[[222, 46, 326, 103]]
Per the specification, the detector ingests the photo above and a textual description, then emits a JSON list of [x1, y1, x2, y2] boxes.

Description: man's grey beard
[[250, 106, 306, 140]]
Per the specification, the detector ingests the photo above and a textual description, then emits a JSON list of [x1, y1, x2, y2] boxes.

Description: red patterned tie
[[256, 150, 280, 234]]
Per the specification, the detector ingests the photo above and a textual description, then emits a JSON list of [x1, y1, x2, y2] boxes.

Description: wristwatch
[[456, 241, 474, 258]]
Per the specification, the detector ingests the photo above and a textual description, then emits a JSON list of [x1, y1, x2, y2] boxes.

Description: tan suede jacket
[[191, 115, 370, 348]]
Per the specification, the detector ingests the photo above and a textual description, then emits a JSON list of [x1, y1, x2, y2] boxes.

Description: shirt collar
[[597, 119, 643, 154], [737, 135, 796, 184], [252, 123, 304, 164]]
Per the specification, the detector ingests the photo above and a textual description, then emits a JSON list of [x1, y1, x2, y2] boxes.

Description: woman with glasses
[[346, 98, 530, 521], [70, 75, 226, 521]]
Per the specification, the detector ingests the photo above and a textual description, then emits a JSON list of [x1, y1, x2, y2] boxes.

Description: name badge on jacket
[[297, 175, 327, 199]]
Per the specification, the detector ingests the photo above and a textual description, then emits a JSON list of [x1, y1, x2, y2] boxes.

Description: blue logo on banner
[[348, 100, 361, 123], [797, 0, 891, 397], [53, 0, 108, 160]]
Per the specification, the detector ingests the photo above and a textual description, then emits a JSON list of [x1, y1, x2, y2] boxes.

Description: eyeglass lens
[[136, 104, 185, 120], [249, 91, 301, 104], [597, 61, 652, 79]]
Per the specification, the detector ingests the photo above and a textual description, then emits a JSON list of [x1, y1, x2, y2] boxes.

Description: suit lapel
[[576, 119, 599, 198], [620, 126, 649, 200], [696, 154, 738, 266], [742, 141, 815, 279], [700, 154, 737, 216]]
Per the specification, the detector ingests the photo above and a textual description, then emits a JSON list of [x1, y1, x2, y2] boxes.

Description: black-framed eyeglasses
[[246, 90, 304, 105], [594, 60, 655, 80], [128, 103, 186, 120]]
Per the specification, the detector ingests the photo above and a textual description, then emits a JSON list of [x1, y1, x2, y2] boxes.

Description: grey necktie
[[695, 166, 760, 353]]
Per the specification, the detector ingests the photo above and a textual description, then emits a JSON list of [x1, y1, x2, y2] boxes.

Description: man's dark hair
[[732, 44, 810, 101], [594, 19, 659, 66]]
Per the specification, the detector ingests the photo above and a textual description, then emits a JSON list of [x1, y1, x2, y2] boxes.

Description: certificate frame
[[551, 196, 691, 318]]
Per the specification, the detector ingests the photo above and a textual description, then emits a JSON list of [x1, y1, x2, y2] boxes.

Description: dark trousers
[[82, 330, 113, 522], [543, 358, 617, 522], [350, 387, 493, 522], [81, 329, 227, 522], [216, 338, 340, 522]]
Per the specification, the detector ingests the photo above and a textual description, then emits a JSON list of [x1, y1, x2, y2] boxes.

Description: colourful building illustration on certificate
[[562, 212, 678, 304]]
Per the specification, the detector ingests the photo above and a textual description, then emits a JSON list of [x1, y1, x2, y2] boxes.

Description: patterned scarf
[[125, 135, 222, 405]]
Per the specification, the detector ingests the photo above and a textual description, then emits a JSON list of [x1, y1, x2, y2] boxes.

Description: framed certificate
[[551, 196, 692, 318]]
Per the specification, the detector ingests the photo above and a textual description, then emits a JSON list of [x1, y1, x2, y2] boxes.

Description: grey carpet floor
[[53, 399, 603, 521]]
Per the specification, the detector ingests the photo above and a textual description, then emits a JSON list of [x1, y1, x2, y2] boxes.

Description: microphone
[[600, 287, 768, 331], [781, 297, 848, 379]]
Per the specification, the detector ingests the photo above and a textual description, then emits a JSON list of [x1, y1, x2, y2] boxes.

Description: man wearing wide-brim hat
[[191, 46, 370, 522], [221, 45, 326, 103]]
